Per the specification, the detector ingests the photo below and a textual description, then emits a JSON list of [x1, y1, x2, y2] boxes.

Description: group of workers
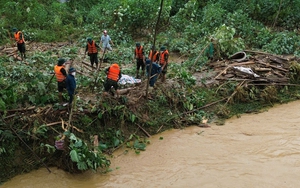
[[12, 28, 169, 104]]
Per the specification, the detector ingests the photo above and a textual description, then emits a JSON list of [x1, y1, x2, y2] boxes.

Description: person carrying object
[[54, 58, 67, 104], [104, 63, 122, 97], [146, 58, 161, 88]]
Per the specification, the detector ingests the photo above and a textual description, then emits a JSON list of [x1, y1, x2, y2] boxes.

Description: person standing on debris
[[54, 58, 67, 104], [134, 42, 145, 78], [159, 46, 169, 82], [100, 30, 114, 58], [66, 67, 77, 106], [12, 28, 26, 59], [146, 58, 161, 90], [104, 63, 122, 98], [85, 37, 100, 69], [148, 45, 159, 64]]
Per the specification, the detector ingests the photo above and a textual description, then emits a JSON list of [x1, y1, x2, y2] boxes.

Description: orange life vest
[[159, 50, 169, 65], [149, 50, 159, 62], [54, 65, 66, 82], [87, 41, 98, 54], [107, 64, 120, 81], [14, 31, 24, 44], [135, 46, 144, 59]]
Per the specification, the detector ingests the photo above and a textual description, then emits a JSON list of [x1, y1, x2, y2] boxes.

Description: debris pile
[[206, 50, 300, 87]]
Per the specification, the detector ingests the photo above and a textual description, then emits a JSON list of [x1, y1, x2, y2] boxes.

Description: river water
[[2, 101, 300, 188]]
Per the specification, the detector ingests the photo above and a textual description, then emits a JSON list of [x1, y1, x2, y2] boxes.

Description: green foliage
[[68, 133, 110, 171], [262, 31, 300, 55], [212, 25, 245, 58], [126, 134, 149, 154]]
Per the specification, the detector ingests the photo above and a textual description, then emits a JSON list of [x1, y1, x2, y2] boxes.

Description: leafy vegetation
[[1, 0, 300, 184]]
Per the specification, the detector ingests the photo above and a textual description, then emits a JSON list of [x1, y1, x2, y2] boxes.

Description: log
[[254, 67, 272, 72], [1, 106, 36, 113], [257, 60, 288, 72], [214, 60, 255, 79], [244, 50, 289, 61], [136, 123, 151, 137]]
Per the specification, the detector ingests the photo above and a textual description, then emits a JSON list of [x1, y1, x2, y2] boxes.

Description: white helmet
[[103, 30, 107, 34]]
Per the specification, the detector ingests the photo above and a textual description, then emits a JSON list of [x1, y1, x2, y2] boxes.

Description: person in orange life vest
[[85, 37, 100, 69], [159, 46, 169, 82], [54, 58, 67, 103], [12, 28, 26, 59], [148, 45, 159, 64], [134, 42, 145, 78], [104, 63, 122, 97]]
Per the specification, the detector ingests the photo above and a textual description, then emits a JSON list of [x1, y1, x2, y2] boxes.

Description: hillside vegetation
[[1, 0, 300, 184]]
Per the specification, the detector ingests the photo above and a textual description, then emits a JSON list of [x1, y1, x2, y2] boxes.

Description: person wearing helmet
[[100, 30, 114, 54], [54, 58, 68, 104], [104, 63, 122, 97], [159, 46, 169, 82], [85, 37, 100, 69], [12, 27, 26, 60], [134, 42, 145, 78]]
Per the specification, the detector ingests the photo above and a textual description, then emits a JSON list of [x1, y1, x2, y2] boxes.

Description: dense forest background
[[1, 0, 300, 184], [0, 0, 299, 56]]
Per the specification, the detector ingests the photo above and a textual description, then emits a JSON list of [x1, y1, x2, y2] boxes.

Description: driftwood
[[257, 60, 288, 72], [210, 50, 299, 87], [136, 123, 151, 137], [244, 50, 290, 61], [0, 106, 36, 113], [214, 60, 255, 79]]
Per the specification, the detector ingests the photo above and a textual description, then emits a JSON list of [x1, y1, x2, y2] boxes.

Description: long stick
[[100, 46, 107, 70], [46, 73, 55, 89], [146, 0, 164, 98], [10, 124, 51, 173]]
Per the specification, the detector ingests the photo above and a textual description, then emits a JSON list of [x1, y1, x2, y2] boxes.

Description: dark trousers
[[89, 53, 99, 67]]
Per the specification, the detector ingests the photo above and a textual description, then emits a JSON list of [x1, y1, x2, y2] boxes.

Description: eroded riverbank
[[3, 100, 300, 188]]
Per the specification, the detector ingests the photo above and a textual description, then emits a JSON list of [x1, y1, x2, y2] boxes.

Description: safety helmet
[[160, 46, 166, 51], [69, 67, 76, 73], [87, 37, 92, 42], [103, 30, 107, 34], [58, 58, 66, 66]]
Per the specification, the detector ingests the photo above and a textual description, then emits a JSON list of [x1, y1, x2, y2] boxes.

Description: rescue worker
[[159, 46, 169, 83], [104, 63, 122, 97], [54, 58, 67, 104], [148, 45, 159, 64], [12, 28, 26, 60], [66, 67, 77, 106], [134, 42, 145, 78], [85, 37, 100, 69], [146, 58, 161, 89]]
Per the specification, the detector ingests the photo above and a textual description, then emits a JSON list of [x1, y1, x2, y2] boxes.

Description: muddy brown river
[[2, 101, 300, 188]]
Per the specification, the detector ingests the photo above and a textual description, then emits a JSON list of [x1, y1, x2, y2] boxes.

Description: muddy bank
[[2, 100, 300, 188]]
